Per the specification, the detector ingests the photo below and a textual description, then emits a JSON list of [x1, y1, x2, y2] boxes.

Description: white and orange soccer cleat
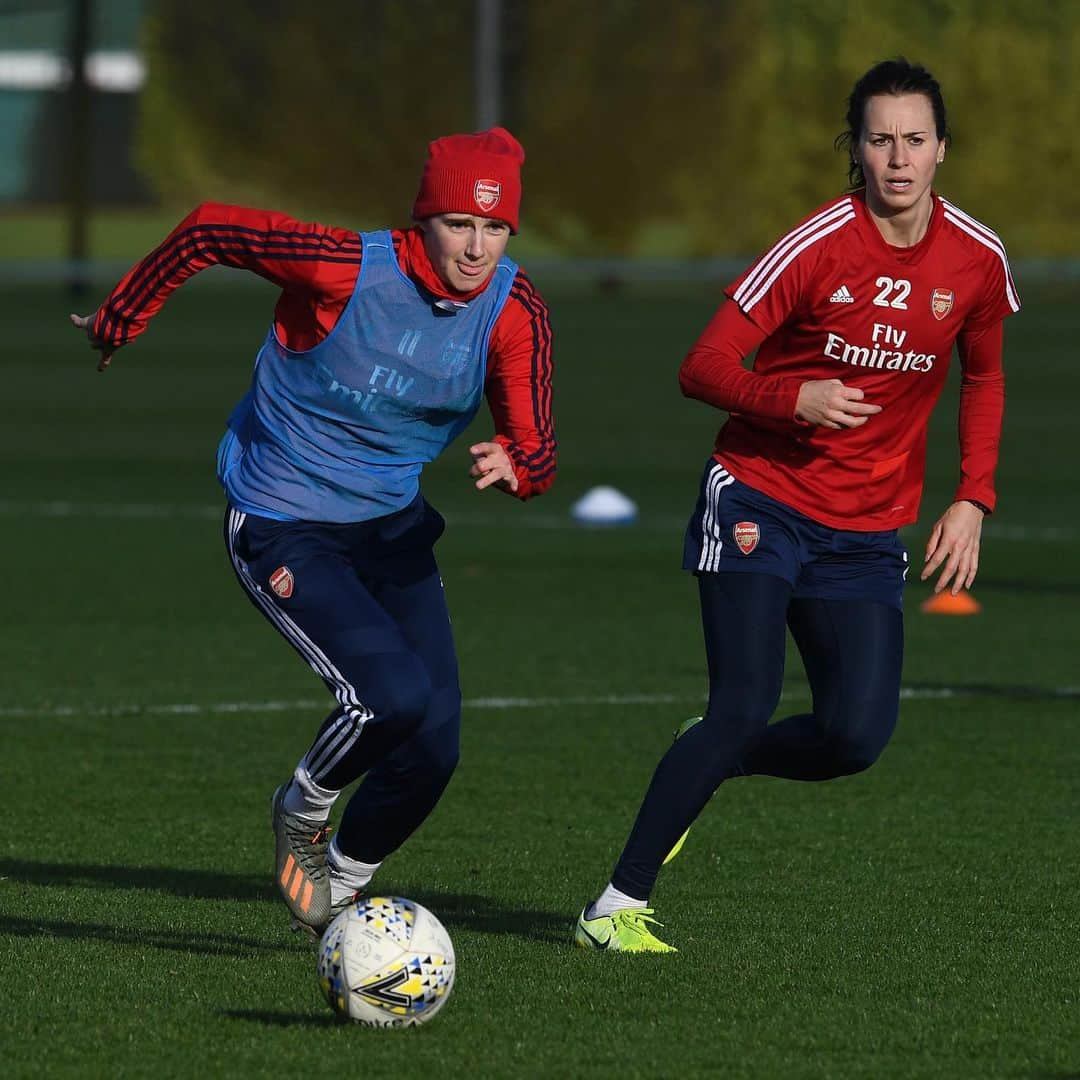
[[271, 782, 332, 934]]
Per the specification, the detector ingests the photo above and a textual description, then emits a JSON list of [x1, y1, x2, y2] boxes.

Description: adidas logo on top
[[829, 285, 855, 303]]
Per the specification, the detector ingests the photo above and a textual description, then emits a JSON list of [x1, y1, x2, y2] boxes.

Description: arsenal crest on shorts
[[474, 179, 501, 213], [931, 287, 954, 321], [269, 566, 294, 599], [733, 521, 760, 555]]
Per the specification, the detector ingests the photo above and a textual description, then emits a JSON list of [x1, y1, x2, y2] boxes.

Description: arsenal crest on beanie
[[412, 127, 524, 233]]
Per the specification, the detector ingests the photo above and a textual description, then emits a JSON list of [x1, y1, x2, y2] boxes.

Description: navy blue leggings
[[226, 501, 460, 864], [611, 572, 903, 901]]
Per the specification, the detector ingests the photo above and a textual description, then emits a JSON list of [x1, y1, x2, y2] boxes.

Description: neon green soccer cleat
[[662, 716, 703, 865], [575, 906, 677, 953]]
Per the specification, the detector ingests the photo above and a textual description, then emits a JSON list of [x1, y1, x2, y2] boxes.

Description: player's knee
[[387, 715, 459, 792], [369, 657, 433, 737], [833, 735, 883, 775], [703, 697, 774, 749], [699, 700, 773, 778], [828, 705, 896, 775], [429, 689, 462, 778], [419, 720, 460, 784]]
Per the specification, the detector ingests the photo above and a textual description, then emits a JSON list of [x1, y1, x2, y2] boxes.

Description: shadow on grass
[[0, 861, 572, 946], [221, 1009, 339, 1029], [0, 857, 269, 902], [398, 890, 571, 946], [0, 914, 306, 957]]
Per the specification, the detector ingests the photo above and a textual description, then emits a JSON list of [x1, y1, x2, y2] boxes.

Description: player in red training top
[[71, 128, 555, 938], [576, 59, 1018, 952]]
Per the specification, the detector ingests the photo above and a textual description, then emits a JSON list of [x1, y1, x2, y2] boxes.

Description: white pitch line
[[0, 499, 223, 521], [0, 693, 693, 720], [0, 500, 616, 532], [0, 500, 1074, 541], [1, 685, 1077, 722]]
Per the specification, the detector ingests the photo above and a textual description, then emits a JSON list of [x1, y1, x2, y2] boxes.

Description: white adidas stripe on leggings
[[225, 509, 374, 761], [305, 708, 365, 781]]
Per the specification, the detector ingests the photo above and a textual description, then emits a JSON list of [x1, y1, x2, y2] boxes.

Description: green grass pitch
[[1, 276, 1077, 1078]]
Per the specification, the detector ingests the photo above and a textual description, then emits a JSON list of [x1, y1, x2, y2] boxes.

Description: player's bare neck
[[865, 194, 933, 249]]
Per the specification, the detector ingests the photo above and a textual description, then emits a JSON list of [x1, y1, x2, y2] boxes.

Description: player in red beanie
[[413, 126, 524, 231], [70, 128, 555, 938], [411, 127, 526, 294]]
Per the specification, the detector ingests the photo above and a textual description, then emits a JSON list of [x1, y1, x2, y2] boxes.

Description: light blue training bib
[[217, 230, 518, 522]]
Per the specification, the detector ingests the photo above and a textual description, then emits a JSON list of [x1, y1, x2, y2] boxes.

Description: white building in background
[[0, 0, 149, 205]]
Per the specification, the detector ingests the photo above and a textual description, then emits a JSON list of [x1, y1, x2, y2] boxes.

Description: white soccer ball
[[316, 896, 455, 1027]]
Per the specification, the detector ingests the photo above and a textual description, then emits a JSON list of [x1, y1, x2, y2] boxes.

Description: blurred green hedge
[[137, 0, 1078, 257]]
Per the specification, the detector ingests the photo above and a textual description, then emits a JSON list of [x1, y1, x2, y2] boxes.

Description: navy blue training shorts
[[682, 458, 909, 610]]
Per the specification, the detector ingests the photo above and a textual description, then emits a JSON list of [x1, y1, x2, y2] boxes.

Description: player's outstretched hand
[[468, 441, 519, 494], [921, 500, 984, 594], [69, 311, 117, 372], [795, 378, 882, 429]]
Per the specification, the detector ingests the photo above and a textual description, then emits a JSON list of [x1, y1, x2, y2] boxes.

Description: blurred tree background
[[136, 0, 1078, 256], [137, 0, 475, 227], [3, 0, 1076, 258]]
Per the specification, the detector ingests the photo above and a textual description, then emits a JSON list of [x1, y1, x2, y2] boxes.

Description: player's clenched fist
[[794, 378, 883, 429]]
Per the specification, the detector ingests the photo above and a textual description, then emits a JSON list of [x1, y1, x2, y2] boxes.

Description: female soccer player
[[576, 59, 1018, 952], [71, 128, 555, 936]]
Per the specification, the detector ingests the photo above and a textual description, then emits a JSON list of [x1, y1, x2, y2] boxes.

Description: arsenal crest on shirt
[[733, 521, 760, 555], [931, 287, 955, 321], [474, 179, 501, 213], [269, 566, 294, 599]]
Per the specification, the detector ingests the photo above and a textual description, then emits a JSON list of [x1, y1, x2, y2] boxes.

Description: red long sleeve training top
[[679, 192, 1016, 529], [92, 203, 556, 499]]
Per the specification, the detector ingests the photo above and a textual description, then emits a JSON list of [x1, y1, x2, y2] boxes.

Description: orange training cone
[[920, 590, 982, 615]]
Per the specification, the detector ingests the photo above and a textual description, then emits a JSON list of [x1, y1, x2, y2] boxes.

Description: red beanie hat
[[412, 126, 524, 233]]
